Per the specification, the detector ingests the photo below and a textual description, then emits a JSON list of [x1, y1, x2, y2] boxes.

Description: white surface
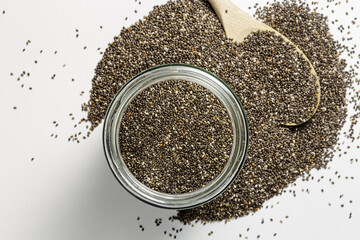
[[1, 0, 359, 239]]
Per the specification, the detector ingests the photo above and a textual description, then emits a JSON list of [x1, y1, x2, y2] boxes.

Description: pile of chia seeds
[[119, 79, 233, 194], [83, 0, 352, 222]]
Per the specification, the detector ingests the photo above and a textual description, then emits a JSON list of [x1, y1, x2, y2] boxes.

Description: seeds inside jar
[[119, 79, 233, 194]]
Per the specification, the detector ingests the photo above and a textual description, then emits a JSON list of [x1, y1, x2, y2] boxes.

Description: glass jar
[[103, 64, 248, 209]]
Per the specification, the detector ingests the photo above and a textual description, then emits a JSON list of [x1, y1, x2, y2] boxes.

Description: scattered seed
[[79, 0, 357, 223]]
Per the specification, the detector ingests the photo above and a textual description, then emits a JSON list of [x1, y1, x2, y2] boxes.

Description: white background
[[1, 0, 359, 239]]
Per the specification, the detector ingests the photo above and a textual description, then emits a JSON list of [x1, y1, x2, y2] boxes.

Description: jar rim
[[103, 64, 249, 209]]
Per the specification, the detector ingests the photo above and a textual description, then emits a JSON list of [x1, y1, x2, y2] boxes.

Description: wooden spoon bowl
[[209, 0, 321, 126]]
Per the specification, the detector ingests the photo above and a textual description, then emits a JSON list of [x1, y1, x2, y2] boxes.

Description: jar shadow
[[50, 139, 186, 240]]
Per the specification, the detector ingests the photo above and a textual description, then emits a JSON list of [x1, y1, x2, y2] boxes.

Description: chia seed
[[119, 79, 233, 194], [82, 0, 354, 223]]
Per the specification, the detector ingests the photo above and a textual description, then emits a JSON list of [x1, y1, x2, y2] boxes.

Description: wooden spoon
[[209, 0, 321, 126]]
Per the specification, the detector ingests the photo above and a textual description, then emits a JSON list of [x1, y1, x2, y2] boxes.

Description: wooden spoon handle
[[209, 0, 271, 42]]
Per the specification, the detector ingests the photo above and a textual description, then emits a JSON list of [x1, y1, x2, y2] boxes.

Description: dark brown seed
[[80, 0, 356, 223], [119, 80, 232, 194]]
